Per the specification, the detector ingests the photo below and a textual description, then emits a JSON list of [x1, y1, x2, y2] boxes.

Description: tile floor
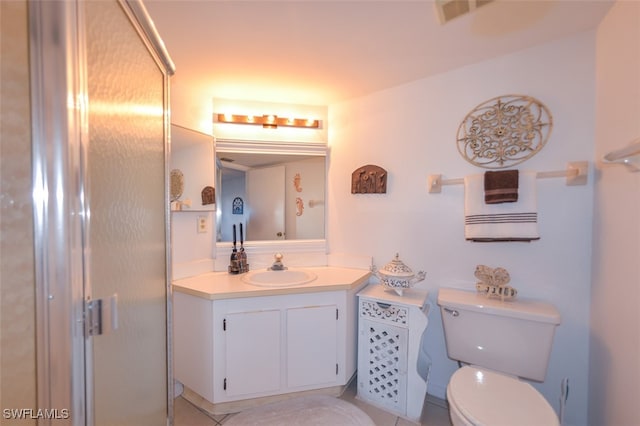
[[174, 381, 451, 426]]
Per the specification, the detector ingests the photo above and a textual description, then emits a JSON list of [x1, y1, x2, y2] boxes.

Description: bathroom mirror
[[215, 138, 327, 244]]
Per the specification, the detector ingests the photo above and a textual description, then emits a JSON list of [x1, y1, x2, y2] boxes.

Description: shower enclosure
[[28, 1, 175, 424]]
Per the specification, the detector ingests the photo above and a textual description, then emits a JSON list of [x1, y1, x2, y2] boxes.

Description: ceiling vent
[[435, 0, 494, 24]]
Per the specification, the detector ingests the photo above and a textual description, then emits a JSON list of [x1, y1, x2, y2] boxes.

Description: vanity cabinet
[[174, 286, 362, 413]]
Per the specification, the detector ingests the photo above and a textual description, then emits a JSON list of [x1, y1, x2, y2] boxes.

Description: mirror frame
[[214, 137, 328, 258]]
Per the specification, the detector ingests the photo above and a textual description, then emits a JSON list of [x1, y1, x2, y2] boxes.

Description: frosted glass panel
[[0, 1, 37, 419], [86, 1, 167, 425]]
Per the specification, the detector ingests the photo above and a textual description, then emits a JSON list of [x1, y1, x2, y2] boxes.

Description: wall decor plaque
[[201, 186, 215, 205], [457, 95, 552, 169], [351, 165, 387, 194]]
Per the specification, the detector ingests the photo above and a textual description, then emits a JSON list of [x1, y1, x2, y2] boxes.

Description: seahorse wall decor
[[293, 173, 302, 192], [295, 197, 304, 216], [351, 164, 387, 194]]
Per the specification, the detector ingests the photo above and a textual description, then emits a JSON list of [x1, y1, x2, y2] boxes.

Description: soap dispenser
[[228, 224, 240, 274], [238, 223, 248, 273]]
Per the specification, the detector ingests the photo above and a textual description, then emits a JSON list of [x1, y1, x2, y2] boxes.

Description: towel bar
[[603, 137, 640, 172], [427, 161, 588, 193]]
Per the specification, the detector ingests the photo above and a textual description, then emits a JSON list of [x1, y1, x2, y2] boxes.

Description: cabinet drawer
[[359, 299, 408, 326]]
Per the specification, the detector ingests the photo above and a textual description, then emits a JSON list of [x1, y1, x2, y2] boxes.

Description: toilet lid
[[448, 366, 559, 426]]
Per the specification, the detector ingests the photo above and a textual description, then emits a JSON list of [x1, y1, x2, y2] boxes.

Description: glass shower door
[[85, 1, 169, 424]]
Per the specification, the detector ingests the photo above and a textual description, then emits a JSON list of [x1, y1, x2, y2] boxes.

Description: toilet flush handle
[[443, 307, 459, 317]]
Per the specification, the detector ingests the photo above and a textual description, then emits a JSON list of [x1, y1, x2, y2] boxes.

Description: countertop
[[172, 266, 372, 300]]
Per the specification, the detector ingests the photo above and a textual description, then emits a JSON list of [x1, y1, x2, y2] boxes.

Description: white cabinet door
[[225, 309, 281, 396], [286, 305, 338, 388]]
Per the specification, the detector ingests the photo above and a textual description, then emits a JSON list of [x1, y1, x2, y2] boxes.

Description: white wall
[[329, 32, 596, 425], [589, 2, 640, 425], [170, 127, 215, 210], [171, 130, 216, 279]]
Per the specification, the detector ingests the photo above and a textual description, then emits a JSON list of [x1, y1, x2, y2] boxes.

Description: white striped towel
[[464, 171, 539, 241]]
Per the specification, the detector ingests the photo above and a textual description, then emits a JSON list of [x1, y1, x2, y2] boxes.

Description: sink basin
[[241, 269, 317, 287]]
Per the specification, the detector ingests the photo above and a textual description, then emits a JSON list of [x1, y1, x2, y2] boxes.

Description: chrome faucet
[[269, 253, 287, 271]]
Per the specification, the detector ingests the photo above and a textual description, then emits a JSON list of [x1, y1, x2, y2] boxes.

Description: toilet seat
[[447, 366, 559, 426]]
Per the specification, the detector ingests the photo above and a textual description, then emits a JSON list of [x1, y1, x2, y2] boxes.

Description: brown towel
[[484, 170, 519, 204]]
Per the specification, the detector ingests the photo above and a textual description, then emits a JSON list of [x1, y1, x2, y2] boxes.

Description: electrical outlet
[[197, 216, 207, 233]]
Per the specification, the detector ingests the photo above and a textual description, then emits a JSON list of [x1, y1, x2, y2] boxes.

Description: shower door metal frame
[[29, 1, 175, 424], [30, 2, 89, 423]]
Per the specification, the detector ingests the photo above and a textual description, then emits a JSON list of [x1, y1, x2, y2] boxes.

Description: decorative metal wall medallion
[[457, 95, 552, 169], [351, 165, 387, 194]]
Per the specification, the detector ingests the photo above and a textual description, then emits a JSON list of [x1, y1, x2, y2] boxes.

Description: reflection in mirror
[[216, 150, 325, 242]]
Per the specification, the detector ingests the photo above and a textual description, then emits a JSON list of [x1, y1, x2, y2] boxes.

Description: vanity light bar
[[215, 113, 321, 129]]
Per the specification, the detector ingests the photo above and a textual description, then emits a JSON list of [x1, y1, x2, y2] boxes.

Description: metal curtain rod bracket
[[427, 161, 588, 194]]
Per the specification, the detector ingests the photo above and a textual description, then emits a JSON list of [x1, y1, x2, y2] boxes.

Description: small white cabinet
[[357, 284, 430, 423]]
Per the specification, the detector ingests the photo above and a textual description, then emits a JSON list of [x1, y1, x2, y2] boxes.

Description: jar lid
[[379, 253, 415, 278]]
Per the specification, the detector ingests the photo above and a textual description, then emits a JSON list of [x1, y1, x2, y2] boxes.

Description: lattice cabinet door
[[357, 311, 409, 413]]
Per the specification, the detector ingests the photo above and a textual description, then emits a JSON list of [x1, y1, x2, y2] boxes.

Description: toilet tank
[[438, 288, 560, 381]]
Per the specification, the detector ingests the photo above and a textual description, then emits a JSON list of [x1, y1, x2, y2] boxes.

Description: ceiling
[[144, 0, 613, 126]]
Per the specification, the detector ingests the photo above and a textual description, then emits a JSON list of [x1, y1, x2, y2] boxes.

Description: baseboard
[[180, 383, 353, 416], [426, 382, 448, 402], [426, 392, 449, 410]]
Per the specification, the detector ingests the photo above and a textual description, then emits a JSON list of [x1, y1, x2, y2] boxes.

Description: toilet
[[437, 287, 561, 426]]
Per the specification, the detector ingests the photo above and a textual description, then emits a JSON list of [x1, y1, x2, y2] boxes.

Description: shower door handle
[[86, 293, 119, 336]]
